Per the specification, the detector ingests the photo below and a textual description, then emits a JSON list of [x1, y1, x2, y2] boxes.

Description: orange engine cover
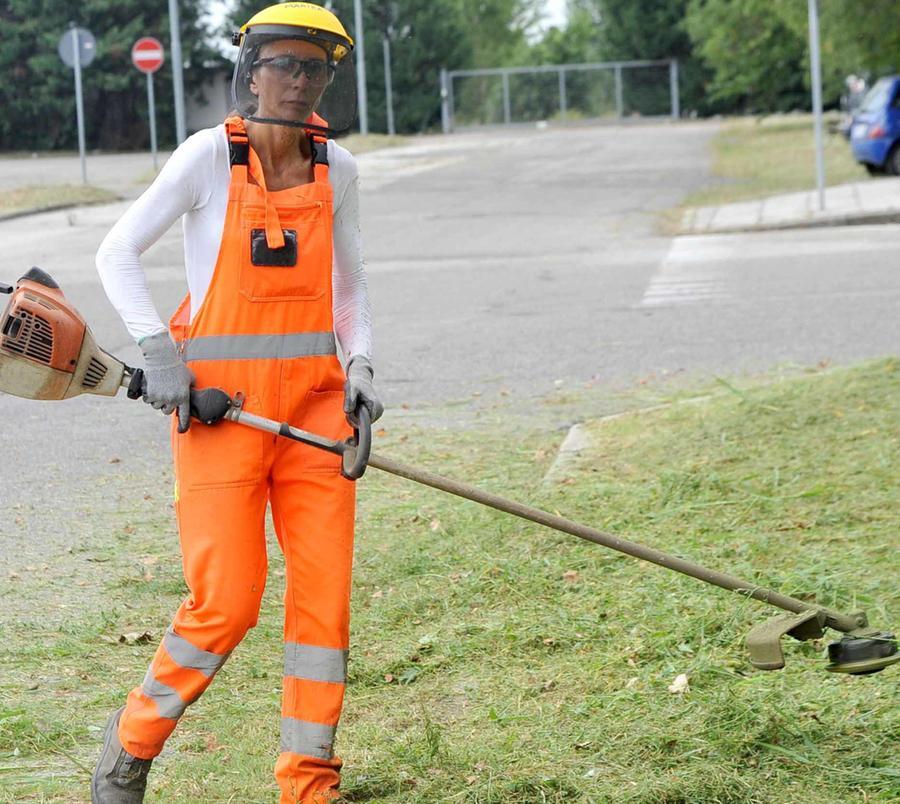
[[0, 274, 86, 373]]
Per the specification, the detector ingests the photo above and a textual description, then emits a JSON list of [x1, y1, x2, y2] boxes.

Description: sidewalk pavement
[[681, 177, 900, 235]]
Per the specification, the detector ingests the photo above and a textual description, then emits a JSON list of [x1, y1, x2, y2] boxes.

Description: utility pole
[[354, 0, 369, 135], [807, 0, 826, 211], [168, 0, 187, 144], [70, 24, 88, 184], [383, 34, 395, 136]]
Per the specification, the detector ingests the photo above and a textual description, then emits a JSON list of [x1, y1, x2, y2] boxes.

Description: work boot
[[91, 707, 153, 803]]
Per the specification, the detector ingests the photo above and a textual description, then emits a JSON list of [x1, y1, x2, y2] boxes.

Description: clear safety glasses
[[251, 55, 336, 86]]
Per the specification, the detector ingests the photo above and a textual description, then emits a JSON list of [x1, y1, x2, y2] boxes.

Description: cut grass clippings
[[0, 359, 897, 802], [682, 113, 871, 208], [0, 184, 117, 218]]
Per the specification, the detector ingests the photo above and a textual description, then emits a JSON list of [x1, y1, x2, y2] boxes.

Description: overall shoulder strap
[[224, 116, 250, 170], [309, 134, 329, 183]]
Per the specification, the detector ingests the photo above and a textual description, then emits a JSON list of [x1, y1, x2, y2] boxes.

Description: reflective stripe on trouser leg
[[136, 627, 233, 720], [280, 643, 349, 759], [284, 643, 349, 684], [270, 442, 356, 804], [118, 474, 270, 760]]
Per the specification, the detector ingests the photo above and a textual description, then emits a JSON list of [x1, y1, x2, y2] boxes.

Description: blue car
[[850, 76, 900, 174]]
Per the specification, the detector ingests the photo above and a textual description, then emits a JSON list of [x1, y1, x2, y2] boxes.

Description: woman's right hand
[[139, 330, 195, 432]]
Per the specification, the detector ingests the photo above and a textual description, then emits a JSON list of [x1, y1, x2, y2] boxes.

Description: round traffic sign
[[58, 27, 97, 68], [132, 37, 165, 74]]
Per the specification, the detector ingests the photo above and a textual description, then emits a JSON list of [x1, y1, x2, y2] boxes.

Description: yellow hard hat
[[233, 2, 354, 63]]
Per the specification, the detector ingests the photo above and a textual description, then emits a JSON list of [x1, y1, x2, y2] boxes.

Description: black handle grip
[[127, 368, 144, 400], [0, 282, 12, 294], [189, 387, 233, 425], [341, 405, 371, 481]]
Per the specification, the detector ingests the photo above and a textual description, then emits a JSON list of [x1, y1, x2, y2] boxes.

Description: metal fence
[[439, 60, 680, 133]]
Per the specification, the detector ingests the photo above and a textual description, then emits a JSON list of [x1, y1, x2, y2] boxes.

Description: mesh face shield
[[232, 26, 357, 136]]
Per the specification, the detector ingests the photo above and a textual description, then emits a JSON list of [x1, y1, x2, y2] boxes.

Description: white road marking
[[639, 236, 731, 308]]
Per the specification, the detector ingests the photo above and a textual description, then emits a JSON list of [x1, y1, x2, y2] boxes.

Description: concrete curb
[[541, 394, 716, 485], [679, 209, 900, 236]]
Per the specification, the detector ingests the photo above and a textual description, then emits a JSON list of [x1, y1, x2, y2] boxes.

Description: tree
[[0, 0, 219, 151], [347, 0, 472, 133], [684, 0, 807, 113], [685, 0, 900, 114], [227, 0, 478, 134], [593, 0, 712, 115], [527, 1, 713, 115]]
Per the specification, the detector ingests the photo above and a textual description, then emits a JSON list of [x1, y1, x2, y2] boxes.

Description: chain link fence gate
[[439, 60, 679, 133]]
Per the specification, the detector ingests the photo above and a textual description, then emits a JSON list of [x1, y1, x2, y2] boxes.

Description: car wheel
[[886, 144, 900, 176], [864, 162, 884, 176]]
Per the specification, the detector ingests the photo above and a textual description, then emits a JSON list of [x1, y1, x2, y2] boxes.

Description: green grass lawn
[[683, 114, 872, 208], [1, 360, 897, 802], [0, 184, 116, 216]]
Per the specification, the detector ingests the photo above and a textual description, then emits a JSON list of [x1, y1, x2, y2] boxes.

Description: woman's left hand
[[343, 355, 384, 426]]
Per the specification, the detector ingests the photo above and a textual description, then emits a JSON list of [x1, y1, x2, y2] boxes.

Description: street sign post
[[57, 24, 96, 184], [807, 0, 826, 211], [132, 37, 165, 171], [167, 0, 187, 145]]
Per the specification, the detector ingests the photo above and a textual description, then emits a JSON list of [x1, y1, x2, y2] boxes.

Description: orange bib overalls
[[118, 116, 356, 803]]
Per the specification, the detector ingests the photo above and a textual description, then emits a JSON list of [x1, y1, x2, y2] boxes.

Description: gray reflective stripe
[[141, 670, 187, 720], [280, 717, 336, 759], [182, 332, 336, 362], [164, 628, 229, 677], [284, 642, 348, 684]]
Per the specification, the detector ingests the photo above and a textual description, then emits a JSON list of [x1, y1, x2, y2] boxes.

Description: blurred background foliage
[[3, 0, 898, 149]]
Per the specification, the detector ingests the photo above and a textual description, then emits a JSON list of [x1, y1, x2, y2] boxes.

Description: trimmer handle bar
[[127, 368, 371, 480]]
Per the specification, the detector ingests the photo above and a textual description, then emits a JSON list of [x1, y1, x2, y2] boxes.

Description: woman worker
[[91, 4, 381, 802]]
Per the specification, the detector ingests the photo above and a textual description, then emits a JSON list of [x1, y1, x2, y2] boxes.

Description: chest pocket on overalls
[[240, 201, 329, 302]]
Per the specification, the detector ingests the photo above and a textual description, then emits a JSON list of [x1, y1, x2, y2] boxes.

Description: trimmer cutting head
[[0, 267, 127, 400], [825, 632, 900, 675]]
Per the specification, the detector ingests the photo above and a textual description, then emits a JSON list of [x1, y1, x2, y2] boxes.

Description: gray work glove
[[139, 330, 195, 433], [343, 355, 384, 426]]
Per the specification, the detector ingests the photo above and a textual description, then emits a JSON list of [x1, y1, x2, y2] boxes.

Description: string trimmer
[[2, 267, 897, 676]]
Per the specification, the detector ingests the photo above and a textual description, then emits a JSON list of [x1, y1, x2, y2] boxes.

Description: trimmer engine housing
[[0, 267, 126, 400]]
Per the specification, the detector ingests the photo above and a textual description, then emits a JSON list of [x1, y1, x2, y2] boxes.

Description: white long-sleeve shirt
[[96, 125, 373, 361]]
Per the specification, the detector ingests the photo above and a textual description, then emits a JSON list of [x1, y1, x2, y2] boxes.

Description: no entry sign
[[132, 37, 165, 74]]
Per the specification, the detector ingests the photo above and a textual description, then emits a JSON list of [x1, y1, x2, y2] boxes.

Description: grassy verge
[[682, 114, 870, 208], [0, 184, 117, 217], [1, 360, 897, 802]]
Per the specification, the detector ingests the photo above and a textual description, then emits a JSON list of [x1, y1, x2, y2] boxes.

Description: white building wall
[[186, 71, 232, 133]]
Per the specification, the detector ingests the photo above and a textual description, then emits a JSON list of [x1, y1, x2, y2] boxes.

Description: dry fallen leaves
[[118, 631, 153, 646], [562, 570, 579, 583]]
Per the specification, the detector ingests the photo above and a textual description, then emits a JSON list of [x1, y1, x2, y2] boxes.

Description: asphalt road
[[1, 120, 898, 618]]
